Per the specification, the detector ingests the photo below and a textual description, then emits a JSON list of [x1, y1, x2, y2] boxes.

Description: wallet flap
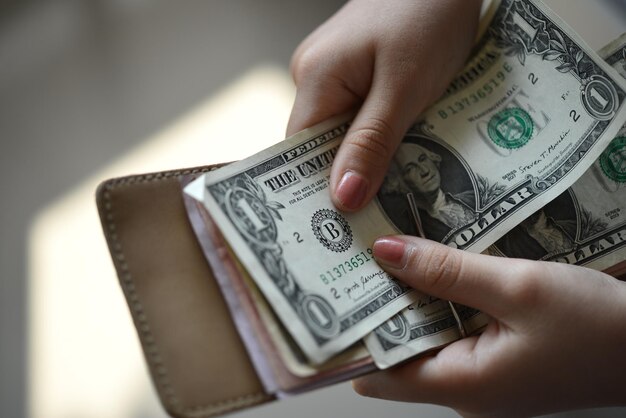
[[96, 167, 274, 418]]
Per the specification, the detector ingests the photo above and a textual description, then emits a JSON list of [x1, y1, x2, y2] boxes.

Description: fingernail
[[373, 237, 407, 269], [336, 171, 368, 210]]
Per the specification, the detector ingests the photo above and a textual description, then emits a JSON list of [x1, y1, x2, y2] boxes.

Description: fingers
[[286, 0, 483, 212], [286, 40, 365, 136], [353, 335, 484, 405], [372, 235, 539, 319], [286, 77, 362, 138], [352, 354, 436, 403], [287, 48, 425, 212], [359, 234, 626, 415], [286, 28, 372, 137], [329, 70, 423, 211]]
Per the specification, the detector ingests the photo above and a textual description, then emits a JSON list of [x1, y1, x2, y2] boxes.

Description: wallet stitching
[[102, 167, 272, 418]]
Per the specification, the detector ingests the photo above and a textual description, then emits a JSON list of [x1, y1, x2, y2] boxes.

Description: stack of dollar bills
[[185, 0, 626, 379]]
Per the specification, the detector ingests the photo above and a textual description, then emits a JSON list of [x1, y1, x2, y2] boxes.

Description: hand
[[353, 236, 626, 417], [287, 0, 482, 211]]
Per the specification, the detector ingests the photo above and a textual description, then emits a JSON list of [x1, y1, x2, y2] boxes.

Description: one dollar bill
[[488, 32, 626, 270]]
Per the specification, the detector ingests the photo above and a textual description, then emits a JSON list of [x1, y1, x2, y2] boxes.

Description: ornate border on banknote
[[431, 0, 626, 251]]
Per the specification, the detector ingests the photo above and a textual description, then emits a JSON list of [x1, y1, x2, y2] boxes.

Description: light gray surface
[[0, 1, 624, 417]]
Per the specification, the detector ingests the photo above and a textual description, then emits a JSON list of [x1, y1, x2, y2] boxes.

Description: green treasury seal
[[599, 136, 626, 183], [487, 108, 534, 149]]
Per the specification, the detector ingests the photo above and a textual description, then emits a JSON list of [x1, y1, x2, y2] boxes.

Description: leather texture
[[96, 166, 274, 418]]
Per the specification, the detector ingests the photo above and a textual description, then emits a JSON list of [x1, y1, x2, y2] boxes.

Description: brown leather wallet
[[96, 164, 626, 418], [97, 165, 276, 418]]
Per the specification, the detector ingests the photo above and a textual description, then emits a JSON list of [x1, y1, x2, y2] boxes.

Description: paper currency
[[488, 33, 626, 271], [364, 3, 626, 367], [364, 295, 490, 369], [376, 1, 626, 252], [186, 116, 419, 364], [187, 0, 626, 365]]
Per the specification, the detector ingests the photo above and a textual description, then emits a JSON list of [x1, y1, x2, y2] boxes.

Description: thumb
[[373, 235, 529, 319], [329, 70, 425, 212]]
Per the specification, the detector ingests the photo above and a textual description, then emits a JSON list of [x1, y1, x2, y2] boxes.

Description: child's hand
[[287, 0, 482, 211]]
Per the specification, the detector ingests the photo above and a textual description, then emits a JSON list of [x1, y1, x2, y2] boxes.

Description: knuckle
[[347, 118, 395, 162], [411, 246, 463, 294], [505, 261, 545, 305], [290, 45, 323, 83]]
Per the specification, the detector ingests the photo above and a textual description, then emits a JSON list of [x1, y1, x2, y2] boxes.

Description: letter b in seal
[[323, 222, 341, 240], [311, 209, 353, 253]]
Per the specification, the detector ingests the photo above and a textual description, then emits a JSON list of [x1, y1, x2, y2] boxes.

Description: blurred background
[[1, 0, 625, 417]]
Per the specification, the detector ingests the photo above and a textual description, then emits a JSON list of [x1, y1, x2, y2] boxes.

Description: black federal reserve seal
[[311, 209, 353, 252]]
